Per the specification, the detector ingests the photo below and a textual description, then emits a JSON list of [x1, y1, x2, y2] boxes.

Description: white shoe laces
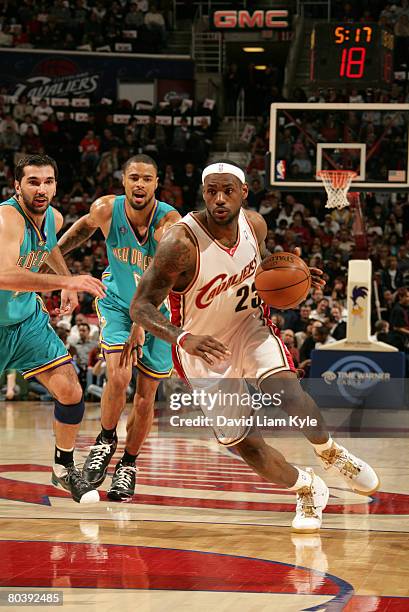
[[113, 465, 137, 489], [87, 443, 114, 470]]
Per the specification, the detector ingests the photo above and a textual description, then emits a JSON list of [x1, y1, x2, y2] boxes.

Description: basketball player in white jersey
[[125, 161, 379, 532]]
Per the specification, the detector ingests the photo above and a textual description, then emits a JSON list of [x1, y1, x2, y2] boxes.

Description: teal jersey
[[103, 196, 176, 310], [0, 197, 57, 326]]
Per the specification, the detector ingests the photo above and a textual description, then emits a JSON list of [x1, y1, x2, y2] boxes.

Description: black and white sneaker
[[82, 434, 117, 487], [52, 463, 100, 504], [107, 462, 137, 501]]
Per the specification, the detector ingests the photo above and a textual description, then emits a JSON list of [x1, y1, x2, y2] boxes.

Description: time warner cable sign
[[309, 350, 405, 408]]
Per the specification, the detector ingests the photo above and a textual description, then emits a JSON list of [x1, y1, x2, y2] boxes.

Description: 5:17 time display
[[310, 23, 394, 85]]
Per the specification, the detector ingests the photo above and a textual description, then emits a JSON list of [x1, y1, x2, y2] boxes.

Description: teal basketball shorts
[[95, 296, 172, 379], [0, 298, 71, 379]]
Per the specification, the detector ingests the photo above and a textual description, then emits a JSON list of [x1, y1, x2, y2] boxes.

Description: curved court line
[[1, 464, 409, 516], [0, 540, 354, 610]]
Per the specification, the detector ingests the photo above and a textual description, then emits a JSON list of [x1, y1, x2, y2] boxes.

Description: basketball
[[255, 252, 312, 310]]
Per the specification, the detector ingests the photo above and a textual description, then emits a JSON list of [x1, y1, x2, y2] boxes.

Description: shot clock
[[310, 23, 394, 86]]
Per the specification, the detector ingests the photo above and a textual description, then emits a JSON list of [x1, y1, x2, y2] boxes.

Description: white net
[[317, 170, 357, 210]]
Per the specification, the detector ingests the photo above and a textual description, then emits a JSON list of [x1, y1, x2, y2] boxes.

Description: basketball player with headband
[[125, 160, 379, 532]]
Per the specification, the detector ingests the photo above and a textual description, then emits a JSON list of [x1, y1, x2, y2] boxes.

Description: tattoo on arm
[[58, 219, 97, 255], [130, 230, 194, 345]]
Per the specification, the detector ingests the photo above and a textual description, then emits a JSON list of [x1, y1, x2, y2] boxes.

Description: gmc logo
[[213, 10, 289, 29]]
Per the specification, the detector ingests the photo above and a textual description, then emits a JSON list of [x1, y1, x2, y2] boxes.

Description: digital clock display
[[310, 23, 394, 85], [334, 25, 373, 44]]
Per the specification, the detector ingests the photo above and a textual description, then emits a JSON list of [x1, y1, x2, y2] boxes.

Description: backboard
[[268, 103, 409, 191]]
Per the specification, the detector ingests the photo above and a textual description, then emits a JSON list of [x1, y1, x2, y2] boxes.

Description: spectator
[[0, 25, 13, 46], [389, 288, 409, 350], [247, 178, 266, 210], [172, 117, 190, 164], [298, 320, 323, 375], [92, 0, 107, 19], [50, 0, 72, 25], [135, 0, 149, 12], [144, 4, 166, 45], [0, 159, 12, 191], [282, 329, 300, 367], [13, 95, 34, 121], [72, 322, 97, 390], [159, 177, 183, 211], [33, 99, 54, 123], [21, 125, 43, 153], [370, 320, 394, 345], [63, 204, 80, 228], [68, 313, 99, 345], [313, 325, 337, 348], [0, 125, 21, 153], [125, 2, 144, 27], [79, 129, 101, 170], [140, 116, 166, 156], [294, 304, 312, 333], [381, 256, 404, 292], [310, 298, 330, 322], [19, 113, 39, 136], [328, 305, 347, 340], [0, 114, 19, 134], [291, 212, 311, 247], [224, 63, 242, 115], [178, 162, 201, 211]]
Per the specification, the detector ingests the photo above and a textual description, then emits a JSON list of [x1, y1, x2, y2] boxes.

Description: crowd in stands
[[0, 89, 216, 400], [242, 79, 409, 372], [2, 1, 409, 399], [0, 92, 216, 214], [0, 0, 171, 53]]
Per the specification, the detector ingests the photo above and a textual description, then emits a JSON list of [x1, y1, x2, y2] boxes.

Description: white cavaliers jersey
[[169, 210, 263, 342]]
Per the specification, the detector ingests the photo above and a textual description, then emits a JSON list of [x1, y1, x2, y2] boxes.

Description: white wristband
[[176, 331, 190, 347]]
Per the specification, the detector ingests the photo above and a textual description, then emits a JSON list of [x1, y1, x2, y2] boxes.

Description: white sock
[[288, 467, 313, 490], [312, 436, 334, 454]]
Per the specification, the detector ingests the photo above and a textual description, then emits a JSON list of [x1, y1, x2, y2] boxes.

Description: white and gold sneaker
[[292, 468, 329, 533], [316, 442, 380, 495]]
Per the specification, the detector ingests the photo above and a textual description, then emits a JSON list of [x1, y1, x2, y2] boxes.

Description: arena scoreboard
[[310, 23, 394, 86]]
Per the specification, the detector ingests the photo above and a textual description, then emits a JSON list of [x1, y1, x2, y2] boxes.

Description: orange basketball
[[255, 252, 312, 310]]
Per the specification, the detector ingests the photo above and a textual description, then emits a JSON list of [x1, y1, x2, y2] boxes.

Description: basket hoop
[[317, 170, 357, 210]]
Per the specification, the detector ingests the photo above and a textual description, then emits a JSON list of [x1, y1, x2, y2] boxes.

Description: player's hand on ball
[[181, 334, 231, 366], [119, 324, 145, 368], [55, 289, 78, 315], [293, 247, 325, 290], [65, 275, 106, 298]]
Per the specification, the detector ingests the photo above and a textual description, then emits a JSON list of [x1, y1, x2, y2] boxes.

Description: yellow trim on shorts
[[100, 341, 125, 352], [36, 295, 50, 315], [23, 354, 72, 379], [136, 360, 172, 379]]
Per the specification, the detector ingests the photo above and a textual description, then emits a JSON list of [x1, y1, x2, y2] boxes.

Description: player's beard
[[19, 189, 50, 216], [127, 191, 154, 211]]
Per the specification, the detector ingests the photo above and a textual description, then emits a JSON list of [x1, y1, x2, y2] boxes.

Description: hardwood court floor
[[0, 401, 408, 611]]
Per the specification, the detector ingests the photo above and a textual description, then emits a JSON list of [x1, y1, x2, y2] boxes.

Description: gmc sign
[[212, 10, 289, 30]]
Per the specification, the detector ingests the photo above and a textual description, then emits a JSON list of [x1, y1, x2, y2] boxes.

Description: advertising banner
[[309, 350, 406, 408], [0, 49, 194, 102]]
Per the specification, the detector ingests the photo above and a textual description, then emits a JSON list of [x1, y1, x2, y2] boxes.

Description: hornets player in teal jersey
[[0, 154, 106, 504], [58, 154, 180, 500]]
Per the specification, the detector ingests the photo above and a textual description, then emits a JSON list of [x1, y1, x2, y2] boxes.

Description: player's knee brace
[[54, 397, 85, 425]]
